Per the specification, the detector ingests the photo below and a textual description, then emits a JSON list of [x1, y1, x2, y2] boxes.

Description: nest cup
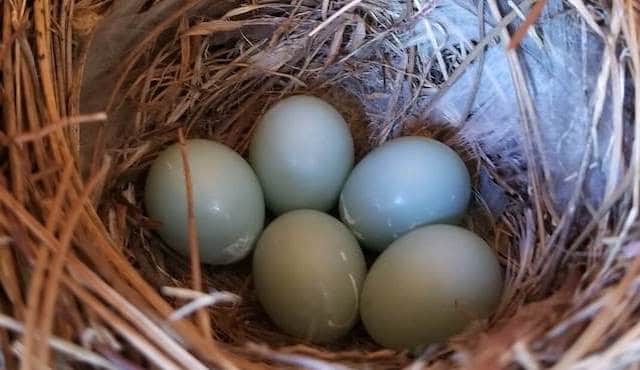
[[1, 0, 638, 369]]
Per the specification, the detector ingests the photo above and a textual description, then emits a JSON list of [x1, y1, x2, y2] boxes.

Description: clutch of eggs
[[143, 95, 503, 350]]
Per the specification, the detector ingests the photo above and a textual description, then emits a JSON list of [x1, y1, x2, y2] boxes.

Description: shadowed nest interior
[[0, 0, 639, 369]]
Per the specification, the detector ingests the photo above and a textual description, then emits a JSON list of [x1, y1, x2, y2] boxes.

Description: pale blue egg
[[250, 95, 354, 214], [145, 139, 264, 265], [340, 136, 471, 252]]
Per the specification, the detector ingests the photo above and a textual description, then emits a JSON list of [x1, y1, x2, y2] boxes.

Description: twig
[[246, 343, 354, 370], [36, 157, 112, 366], [309, 0, 364, 37], [0, 313, 117, 370], [167, 291, 241, 321], [33, 0, 60, 122], [13, 112, 107, 144], [67, 253, 210, 370], [507, 0, 547, 50], [64, 278, 184, 370], [177, 129, 212, 341]]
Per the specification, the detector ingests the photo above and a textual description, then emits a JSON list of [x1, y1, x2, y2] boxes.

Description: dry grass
[[0, 0, 639, 369]]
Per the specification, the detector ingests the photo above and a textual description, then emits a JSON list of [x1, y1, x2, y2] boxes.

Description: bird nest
[[0, 0, 639, 369]]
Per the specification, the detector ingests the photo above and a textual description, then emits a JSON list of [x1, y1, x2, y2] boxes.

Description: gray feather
[[412, 0, 614, 215]]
